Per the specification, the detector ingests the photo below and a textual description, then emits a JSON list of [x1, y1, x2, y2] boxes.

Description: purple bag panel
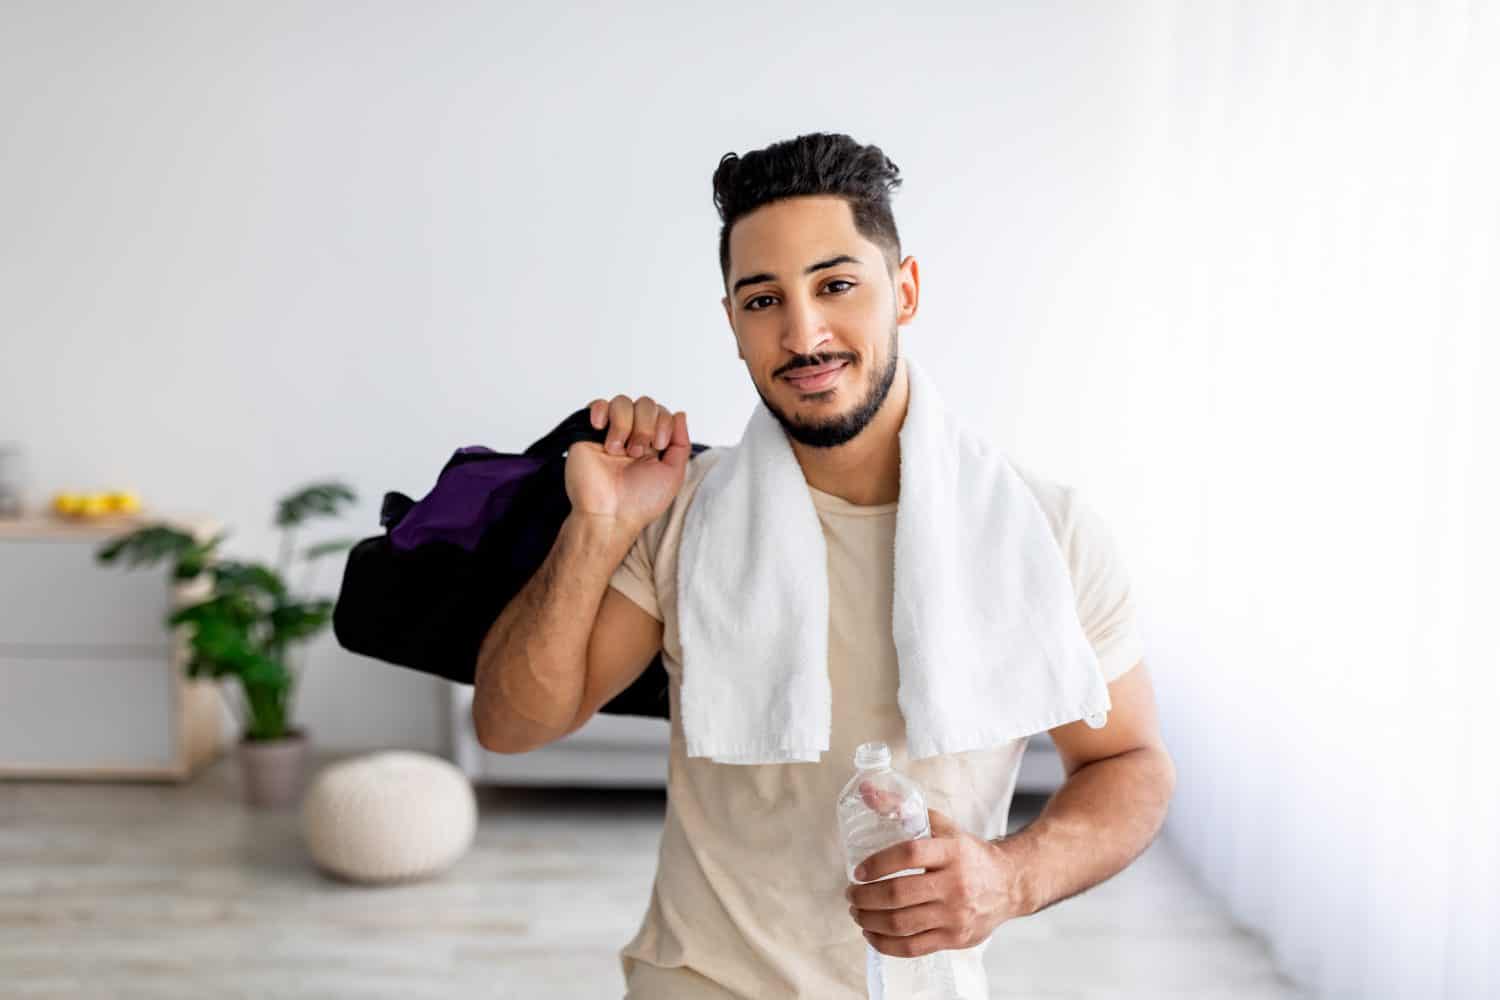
[[389, 446, 547, 553]]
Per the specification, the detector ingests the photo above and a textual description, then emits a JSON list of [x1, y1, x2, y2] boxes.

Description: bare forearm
[[472, 512, 635, 748], [995, 747, 1176, 917]]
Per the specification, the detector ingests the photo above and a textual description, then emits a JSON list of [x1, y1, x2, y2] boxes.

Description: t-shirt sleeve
[[1061, 489, 1147, 683], [608, 517, 664, 623]]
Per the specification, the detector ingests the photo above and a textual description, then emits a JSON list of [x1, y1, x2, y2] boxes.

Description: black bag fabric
[[332, 406, 708, 721]]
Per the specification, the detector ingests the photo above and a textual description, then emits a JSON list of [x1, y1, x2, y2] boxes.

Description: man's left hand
[[844, 807, 1024, 958]]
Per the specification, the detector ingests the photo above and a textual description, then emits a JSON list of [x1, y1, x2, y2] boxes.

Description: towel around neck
[[676, 354, 1111, 765]]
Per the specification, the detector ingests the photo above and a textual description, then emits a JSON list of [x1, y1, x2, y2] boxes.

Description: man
[[472, 132, 1176, 998]]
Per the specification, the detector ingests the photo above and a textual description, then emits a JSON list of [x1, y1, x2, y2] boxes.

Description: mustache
[[777, 354, 856, 378]]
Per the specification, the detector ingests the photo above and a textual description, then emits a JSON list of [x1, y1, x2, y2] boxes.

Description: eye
[[743, 280, 857, 312]]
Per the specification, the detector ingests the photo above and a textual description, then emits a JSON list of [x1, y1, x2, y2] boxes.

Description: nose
[[780, 294, 834, 360]]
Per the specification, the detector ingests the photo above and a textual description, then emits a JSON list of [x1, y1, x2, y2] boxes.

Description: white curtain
[[1098, 2, 1498, 996]]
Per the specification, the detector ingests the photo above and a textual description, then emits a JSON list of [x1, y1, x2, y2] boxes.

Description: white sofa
[[450, 686, 1066, 794]]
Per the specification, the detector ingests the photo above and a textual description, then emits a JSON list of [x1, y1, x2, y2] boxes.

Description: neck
[[789, 357, 909, 506]]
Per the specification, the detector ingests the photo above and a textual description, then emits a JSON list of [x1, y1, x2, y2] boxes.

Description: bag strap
[[523, 407, 606, 458]]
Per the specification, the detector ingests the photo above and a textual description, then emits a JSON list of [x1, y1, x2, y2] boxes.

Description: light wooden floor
[[1, 751, 1305, 999]]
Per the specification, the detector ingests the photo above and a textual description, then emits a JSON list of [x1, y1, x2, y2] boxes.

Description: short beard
[[757, 323, 900, 450]]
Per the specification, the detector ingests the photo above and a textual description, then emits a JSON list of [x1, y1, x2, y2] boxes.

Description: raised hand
[[564, 394, 691, 533]]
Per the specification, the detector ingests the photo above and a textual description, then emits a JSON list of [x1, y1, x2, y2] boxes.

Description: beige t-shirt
[[606, 447, 1145, 999]]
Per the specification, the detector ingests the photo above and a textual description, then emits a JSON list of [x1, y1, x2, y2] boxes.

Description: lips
[[785, 361, 848, 391]]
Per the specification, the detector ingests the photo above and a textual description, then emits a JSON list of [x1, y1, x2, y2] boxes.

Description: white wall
[[1, 2, 1158, 752]]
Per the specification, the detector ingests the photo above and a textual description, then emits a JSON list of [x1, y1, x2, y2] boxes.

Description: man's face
[[721, 195, 918, 449]]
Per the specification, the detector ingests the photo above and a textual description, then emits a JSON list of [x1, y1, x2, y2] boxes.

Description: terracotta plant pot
[[237, 727, 310, 809]]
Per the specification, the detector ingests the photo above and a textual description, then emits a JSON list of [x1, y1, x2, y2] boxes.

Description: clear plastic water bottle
[[836, 740, 966, 999]]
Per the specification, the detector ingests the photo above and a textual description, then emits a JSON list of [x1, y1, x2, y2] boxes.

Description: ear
[[895, 256, 920, 327]]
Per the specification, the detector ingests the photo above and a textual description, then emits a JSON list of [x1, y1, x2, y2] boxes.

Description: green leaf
[[168, 593, 261, 630], [173, 550, 206, 580], [269, 599, 334, 644], [95, 525, 199, 568], [174, 531, 230, 580], [239, 654, 291, 692], [185, 654, 232, 679], [238, 653, 291, 740], [97, 526, 227, 583], [302, 537, 358, 561], [275, 482, 357, 528], [189, 618, 261, 665], [209, 561, 287, 600]]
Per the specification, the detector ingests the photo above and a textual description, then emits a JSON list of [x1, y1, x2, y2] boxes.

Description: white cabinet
[[451, 685, 670, 788], [450, 686, 1066, 794], [0, 516, 229, 780]]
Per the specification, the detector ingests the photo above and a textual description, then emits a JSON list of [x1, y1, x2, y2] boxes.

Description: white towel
[[676, 355, 1112, 765]]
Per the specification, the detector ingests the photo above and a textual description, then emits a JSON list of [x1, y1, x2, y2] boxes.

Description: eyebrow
[[731, 254, 863, 296]]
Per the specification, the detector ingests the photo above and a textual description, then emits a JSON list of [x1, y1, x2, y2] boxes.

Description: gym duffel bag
[[331, 405, 711, 721]]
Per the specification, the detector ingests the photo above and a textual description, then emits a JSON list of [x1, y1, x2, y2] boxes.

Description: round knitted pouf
[[301, 751, 477, 884]]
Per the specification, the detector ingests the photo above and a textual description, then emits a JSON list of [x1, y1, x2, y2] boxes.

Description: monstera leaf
[[269, 599, 335, 645], [275, 482, 356, 528], [302, 537, 358, 561], [168, 593, 261, 632], [96, 525, 227, 580], [209, 560, 287, 600]]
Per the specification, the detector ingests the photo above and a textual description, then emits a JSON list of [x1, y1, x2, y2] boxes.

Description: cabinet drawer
[[0, 652, 176, 770], [0, 538, 173, 647]]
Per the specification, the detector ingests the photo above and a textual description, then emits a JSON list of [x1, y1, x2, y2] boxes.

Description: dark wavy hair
[[712, 132, 904, 290]]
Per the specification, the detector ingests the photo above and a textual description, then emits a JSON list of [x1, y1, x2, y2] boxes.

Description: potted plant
[[95, 482, 358, 808]]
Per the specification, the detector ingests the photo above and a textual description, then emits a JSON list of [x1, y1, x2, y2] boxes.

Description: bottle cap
[[853, 741, 891, 770]]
